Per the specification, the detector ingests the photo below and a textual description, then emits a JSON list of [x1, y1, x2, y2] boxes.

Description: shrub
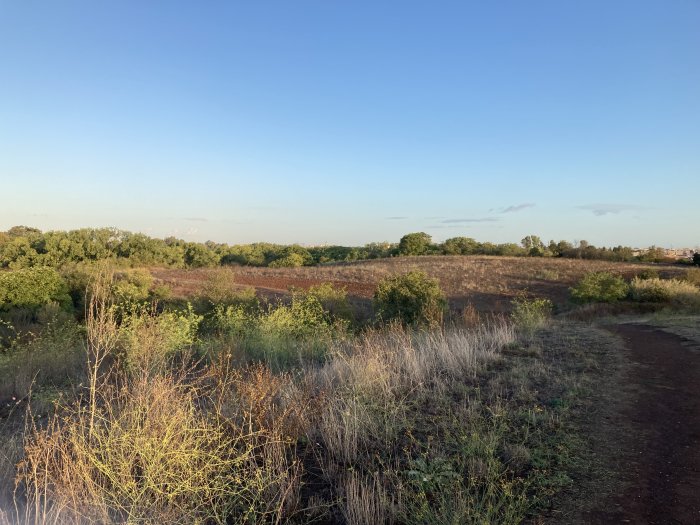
[[211, 294, 343, 366], [570, 272, 629, 303], [0, 267, 72, 312], [118, 303, 203, 373], [629, 277, 700, 308], [20, 372, 296, 524], [684, 268, 700, 287], [373, 271, 446, 327], [510, 296, 553, 333], [112, 268, 154, 303], [306, 282, 353, 321], [200, 268, 257, 307], [635, 268, 660, 280]]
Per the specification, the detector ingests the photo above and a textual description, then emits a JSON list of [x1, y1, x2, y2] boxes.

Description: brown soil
[[577, 324, 700, 524]]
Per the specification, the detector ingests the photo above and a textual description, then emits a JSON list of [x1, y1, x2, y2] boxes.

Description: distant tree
[[0, 237, 39, 268], [184, 243, 220, 268], [442, 237, 478, 255], [548, 240, 573, 257], [611, 246, 635, 262], [693, 252, 700, 267], [521, 235, 545, 256], [497, 243, 527, 257], [398, 232, 432, 256], [6, 225, 41, 238], [639, 246, 667, 263], [268, 245, 312, 268]]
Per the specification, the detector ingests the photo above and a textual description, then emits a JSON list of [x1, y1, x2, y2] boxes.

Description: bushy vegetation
[[211, 288, 348, 367], [373, 271, 447, 327], [570, 271, 629, 303], [0, 226, 684, 278], [0, 266, 72, 313], [629, 277, 700, 309], [511, 296, 553, 333]]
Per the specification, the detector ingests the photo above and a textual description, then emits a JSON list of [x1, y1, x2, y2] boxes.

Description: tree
[[373, 271, 446, 327], [184, 243, 220, 268], [268, 245, 312, 267], [521, 235, 545, 256], [548, 240, 573, 257], [693, 252, 700, 267], [442, 237, 478, 255], [398, 232, 432, 256], [639, 246, 667, 263]]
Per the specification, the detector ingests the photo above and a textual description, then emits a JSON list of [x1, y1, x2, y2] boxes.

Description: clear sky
[[1, 1, 698, 248]]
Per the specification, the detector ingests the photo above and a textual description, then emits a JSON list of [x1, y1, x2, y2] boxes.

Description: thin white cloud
[[442, 217, 500, 224], [502, 203, 535, 213], [578, 204, 648, 216]]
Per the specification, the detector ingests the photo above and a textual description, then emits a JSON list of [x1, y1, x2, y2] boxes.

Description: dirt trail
[[585, 324, 700, 524]]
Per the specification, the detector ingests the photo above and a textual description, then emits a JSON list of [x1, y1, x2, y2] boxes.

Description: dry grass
[[629, 277, 700, 309]]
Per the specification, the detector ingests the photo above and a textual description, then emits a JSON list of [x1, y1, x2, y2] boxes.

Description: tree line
[[0, 226, 689, 271]]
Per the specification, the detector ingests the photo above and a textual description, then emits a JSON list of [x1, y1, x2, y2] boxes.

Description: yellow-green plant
[[629, 277, 700, 308], [511, 296, 553, 333], [118, 303, 202, 373], [570, 271, 628, 303]]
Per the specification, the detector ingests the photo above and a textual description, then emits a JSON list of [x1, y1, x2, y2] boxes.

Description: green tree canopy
[[398, 232, 433, 256]]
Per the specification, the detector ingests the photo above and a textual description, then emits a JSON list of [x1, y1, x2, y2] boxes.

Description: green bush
[[0, 267, 72, 312], [112, 268, 154, 303], [118, 303, 203, 373], [306, 282, 353, 321], [570, 272, 628, 303], [373, 271, 446, 327], [511, 296, 553, 333], [211, 293, 344, 367]]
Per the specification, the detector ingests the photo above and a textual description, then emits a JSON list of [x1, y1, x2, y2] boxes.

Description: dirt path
[[582, 324, 700, 524]]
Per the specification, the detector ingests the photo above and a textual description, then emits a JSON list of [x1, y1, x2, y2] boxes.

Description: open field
[[1, 257, 699, 524], [152, 255, 683, 314]]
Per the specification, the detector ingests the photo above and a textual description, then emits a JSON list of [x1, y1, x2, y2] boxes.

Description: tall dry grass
[[14, 271, 302, 524]]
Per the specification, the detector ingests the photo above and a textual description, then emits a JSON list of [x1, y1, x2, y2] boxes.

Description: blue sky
[[1, 1, 698, 247]]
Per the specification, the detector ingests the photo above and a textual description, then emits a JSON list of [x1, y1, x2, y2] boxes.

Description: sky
[[1, 1, 698, 248]]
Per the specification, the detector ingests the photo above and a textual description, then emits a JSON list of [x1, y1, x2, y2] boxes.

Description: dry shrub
[[15, 271, 302, 524], [629, 277, 700, 309]]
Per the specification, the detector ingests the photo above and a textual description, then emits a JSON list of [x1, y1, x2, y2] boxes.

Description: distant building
[[633, 247, 695, 260]]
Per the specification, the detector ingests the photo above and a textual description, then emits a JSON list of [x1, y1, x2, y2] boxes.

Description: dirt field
[[152, 256, 682, 314]]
